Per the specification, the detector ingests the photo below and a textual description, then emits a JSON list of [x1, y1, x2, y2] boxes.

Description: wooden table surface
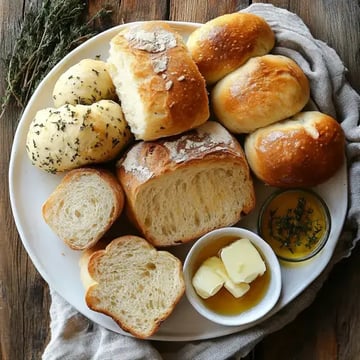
[[1, 1, 359, 359]]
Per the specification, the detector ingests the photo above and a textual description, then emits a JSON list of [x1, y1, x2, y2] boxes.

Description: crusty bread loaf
[[26, 100, 132, 173], [42, 168, 124, 250], [116, 121, 255, 246], [212, 54, 310, 134], [80, 235, 185, 338], [244, 111, 345, 187], [52, 59, 117, 107], [107, 21, 209, 141], [186, 13, 275, 84]]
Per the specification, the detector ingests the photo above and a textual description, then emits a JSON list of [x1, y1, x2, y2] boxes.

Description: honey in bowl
[[192, 235, 271, 316], [258, 189, 331, 262]]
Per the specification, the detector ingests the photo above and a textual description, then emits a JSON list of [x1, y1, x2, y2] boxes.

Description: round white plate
[[9, 21, 348, 341]]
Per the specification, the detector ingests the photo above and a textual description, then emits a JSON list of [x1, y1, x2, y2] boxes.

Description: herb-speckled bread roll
[[244, 111, 345, 187], [186, 13, 275, 84], [116, 121, 255, 246], [52, 59, 117, 107], [212, 55, 310, 134], [107, 21, 209, 141], [26, 100, 132, 173]]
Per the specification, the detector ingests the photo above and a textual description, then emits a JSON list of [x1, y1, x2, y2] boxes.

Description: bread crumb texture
[[85, 236, 185, 338]]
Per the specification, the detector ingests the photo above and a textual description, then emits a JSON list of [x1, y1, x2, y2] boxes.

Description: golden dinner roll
[[186, 13, 275, 84], [244, 111, 345, 187], [211, 54, 310, 134], [107, 21, 209, 141], [52, 59, 116, 107]]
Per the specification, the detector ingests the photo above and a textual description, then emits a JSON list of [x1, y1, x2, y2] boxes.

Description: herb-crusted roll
[[107, 21, 210, 141], [26, 100, 132, 173], [52, 59, 117, 107]]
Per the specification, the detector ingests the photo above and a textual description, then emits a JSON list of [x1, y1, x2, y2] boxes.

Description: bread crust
[[81, 236, 185, 338], [42, 167, 125, 250], [187, 13, 275, 84], [108, 21, 209, 141], [212, 54, 310, 134], [244, 111, 345, 187], [116, 121, 255, 246]]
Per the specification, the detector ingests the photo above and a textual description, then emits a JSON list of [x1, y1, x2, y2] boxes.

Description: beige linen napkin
[[42, 4, 360, 360]]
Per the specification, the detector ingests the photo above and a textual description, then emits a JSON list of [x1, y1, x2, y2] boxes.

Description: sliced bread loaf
[[116, 121, 256, 246], [80, 235, 185, 338], [42, 168, 124, 250]]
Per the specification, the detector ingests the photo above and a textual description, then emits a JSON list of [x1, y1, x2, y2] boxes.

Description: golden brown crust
[[212, 54, 310, 134], [244, 111, 345, 187], [187, 13, 275, 84], [108, 22, 209, 141]]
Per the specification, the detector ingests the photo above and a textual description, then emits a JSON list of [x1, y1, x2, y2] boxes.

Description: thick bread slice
[[116, 121, 255, 246], [107, 21, 209, 141], [80, 236, 185, 339], [42, 168, 124, 250]]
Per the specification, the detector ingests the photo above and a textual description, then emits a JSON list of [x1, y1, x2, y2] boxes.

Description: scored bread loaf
[[26, 100, 132, 173], [116, 121, 255, 247], [42, 168, 124, 250], [107, 21, 209, 141], [244, 111, 345, 187], [80, 235, 185, 339], [52, 59, 117, 107], [186, 13, 275, 84], [211, 54, 310, 134]]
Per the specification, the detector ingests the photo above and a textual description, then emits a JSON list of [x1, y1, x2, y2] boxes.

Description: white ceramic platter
[[9, 21, 348, 341]]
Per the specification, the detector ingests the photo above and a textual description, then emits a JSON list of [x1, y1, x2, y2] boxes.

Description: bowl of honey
[[258, 189, 331, 262], [183, 227, 282, 326]]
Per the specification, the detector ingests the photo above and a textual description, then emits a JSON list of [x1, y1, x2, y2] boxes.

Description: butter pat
[[220, 238, 266, 283], [192, 256, 224, 299]]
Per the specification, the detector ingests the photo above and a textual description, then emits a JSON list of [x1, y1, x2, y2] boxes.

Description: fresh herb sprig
[[268, 197, 323, 253], [0, 0, 111, 119]]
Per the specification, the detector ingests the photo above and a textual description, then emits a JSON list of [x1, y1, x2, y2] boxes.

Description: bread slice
[[80, 236, 185, 338], [107, 21, 209, 141], [42, 168, 124, 250], [116, 121, 256, 246]]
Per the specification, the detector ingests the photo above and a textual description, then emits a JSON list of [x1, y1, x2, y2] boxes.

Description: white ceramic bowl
[[183, 227, 282, 326]]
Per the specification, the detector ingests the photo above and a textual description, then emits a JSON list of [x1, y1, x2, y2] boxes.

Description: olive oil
[[259, 189, 330, 261], [193, 235, 271, 316]]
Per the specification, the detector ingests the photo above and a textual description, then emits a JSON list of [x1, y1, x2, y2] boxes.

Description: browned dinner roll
[[244, 111, 345, 187], [186, 13, 275, 84], [212, 54, 310, 134], [107, 21, 209, 141]]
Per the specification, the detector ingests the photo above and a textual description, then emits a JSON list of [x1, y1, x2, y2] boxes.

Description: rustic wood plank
[[0, 1, 51, 359], [169, 0, 247, 22]]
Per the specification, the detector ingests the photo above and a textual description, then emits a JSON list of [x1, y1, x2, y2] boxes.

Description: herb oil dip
[[259, 189, 330, 262]]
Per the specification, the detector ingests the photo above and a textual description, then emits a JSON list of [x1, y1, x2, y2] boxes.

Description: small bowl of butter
[[183, 227, 282, 326]]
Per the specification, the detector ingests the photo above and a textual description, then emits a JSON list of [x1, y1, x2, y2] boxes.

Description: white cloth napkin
[[42, 4, 360, 360]]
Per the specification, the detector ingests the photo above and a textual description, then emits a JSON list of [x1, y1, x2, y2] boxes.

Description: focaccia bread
[[244, 111, 345, 187], [116, 121, 255, 246], [187, 12, 275, 84], [80, 235, 185, 338], [52, 59, 117, 107], [42, 168, 125, 250], [26, 100, 132, 173], [212, 54, 310, 134], [107, 21, 209, 141]]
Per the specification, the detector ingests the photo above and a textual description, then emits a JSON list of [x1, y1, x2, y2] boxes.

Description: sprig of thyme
[[0, 0, 112, 119], [268, 197, 323, 254]]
